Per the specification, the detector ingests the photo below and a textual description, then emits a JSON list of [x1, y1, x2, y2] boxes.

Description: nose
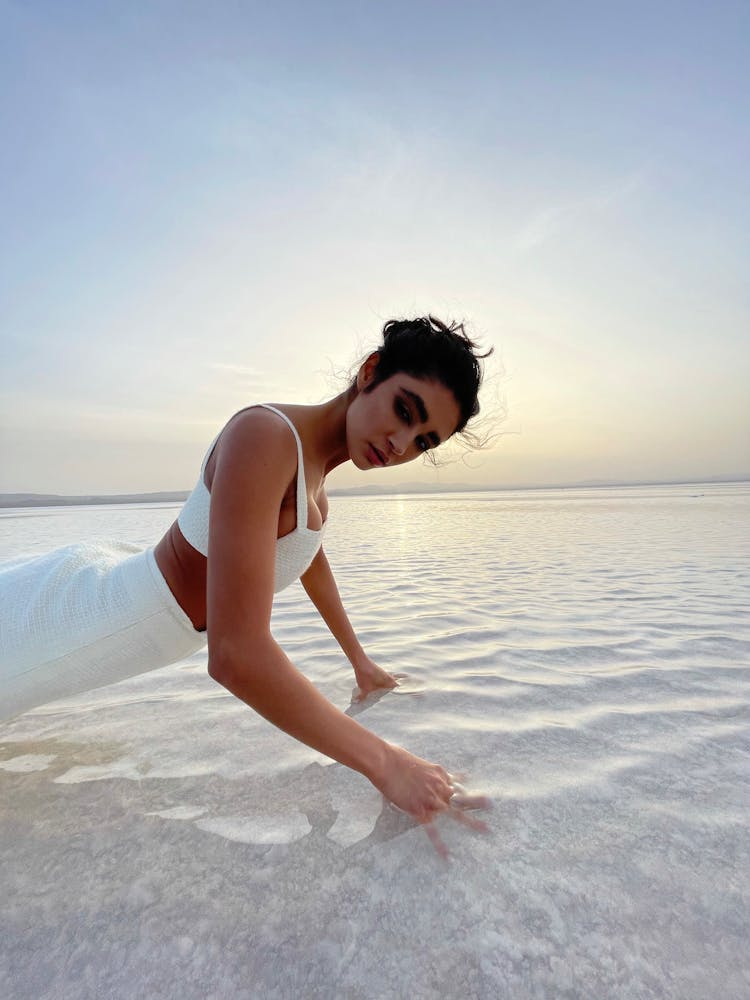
[[388, 430, 409, 456]]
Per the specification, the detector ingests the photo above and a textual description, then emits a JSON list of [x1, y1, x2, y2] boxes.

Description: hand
[[351, 653, 400, 702], [373, 744, 491, 858]]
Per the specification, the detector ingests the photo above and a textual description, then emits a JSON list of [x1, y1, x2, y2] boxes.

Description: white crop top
[[177, 404, 325, 593]]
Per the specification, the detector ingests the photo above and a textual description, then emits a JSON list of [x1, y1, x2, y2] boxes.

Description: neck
[[304, 387, 355, 476]]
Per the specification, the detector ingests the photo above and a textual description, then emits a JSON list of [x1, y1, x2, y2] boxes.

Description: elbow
[[206, 633, 275, 688], [207, 653, 230, 687]]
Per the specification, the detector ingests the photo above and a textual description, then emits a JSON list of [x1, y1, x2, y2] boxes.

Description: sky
[[1, 0, 748, 494]]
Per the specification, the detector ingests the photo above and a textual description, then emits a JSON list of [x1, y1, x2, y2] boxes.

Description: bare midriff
[[153, 523, 210, 632], [152, 467, 326, 633]]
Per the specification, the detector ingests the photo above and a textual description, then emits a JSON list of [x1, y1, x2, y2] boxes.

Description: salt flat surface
[[1, 485, 749, 999]]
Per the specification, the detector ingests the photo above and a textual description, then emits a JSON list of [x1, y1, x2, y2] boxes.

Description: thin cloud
[[209, 362, 282, 391], [209, 363, 265, 378], [515, 170, 649, 254]]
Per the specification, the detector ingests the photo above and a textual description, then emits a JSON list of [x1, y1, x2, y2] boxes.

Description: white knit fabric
[[177, 404, 324, 591], [0, 542, 205, 722]]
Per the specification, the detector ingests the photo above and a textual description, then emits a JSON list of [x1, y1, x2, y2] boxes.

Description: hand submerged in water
[[373, 744, 491, 858], [351, 653, 400, 701]]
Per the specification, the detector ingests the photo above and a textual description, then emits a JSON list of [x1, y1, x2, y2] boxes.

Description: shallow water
[[1, 485, 749, 999]]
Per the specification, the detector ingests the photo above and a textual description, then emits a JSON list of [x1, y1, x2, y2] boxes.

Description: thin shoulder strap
[[199, 431, 222, 480], [258, 404, 308, 529]]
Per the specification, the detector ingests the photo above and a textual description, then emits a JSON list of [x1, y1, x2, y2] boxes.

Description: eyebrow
[[400, 387, 441, 447]]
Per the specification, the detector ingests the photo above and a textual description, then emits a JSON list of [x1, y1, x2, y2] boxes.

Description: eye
[[416, 436, 429, 452], [396, 399, 411, 424]]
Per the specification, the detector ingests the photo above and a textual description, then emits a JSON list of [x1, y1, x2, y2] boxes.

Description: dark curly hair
[[363, 316, 492, 436]]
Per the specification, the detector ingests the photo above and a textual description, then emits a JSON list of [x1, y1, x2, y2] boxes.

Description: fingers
[[446, 807, 489, 833], [450, 792, 492, 812], [423, 822, 449, 860], [420, 802, 488, 859], [380, 751, 490, 859], [415, 787, 491, 858]]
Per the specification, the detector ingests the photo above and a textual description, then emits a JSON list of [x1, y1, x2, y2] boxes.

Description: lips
[[368, 443, 387, 467]]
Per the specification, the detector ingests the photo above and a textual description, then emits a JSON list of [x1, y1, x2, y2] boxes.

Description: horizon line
[[1, 474, 748, 509]]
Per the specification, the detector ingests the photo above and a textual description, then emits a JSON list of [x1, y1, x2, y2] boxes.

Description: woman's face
[[347, 358, 461, 470]]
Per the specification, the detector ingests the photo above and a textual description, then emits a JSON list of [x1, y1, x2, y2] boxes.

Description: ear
[[356, 352, 380, 391]]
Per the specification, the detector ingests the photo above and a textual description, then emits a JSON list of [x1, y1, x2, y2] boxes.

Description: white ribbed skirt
[[0, 541, 206, 723]]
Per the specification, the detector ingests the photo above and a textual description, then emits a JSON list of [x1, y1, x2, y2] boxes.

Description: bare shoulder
[[207, 406, 297, 491]]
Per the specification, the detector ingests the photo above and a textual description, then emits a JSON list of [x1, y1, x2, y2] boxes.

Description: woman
[[1, 316, 490, 852]]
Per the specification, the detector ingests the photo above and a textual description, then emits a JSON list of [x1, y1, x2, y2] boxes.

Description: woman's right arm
[[204, 409, 455, 824]]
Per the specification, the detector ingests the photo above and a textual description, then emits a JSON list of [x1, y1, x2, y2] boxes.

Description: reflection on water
[[1, 484, 749, 999]]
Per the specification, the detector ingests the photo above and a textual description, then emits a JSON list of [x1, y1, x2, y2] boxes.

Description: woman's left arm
[[300, 547, 398, 699]]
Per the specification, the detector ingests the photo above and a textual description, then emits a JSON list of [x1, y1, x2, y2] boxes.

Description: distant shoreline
[[1, 476, 747, 509], [0, 492, 190, 509]]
